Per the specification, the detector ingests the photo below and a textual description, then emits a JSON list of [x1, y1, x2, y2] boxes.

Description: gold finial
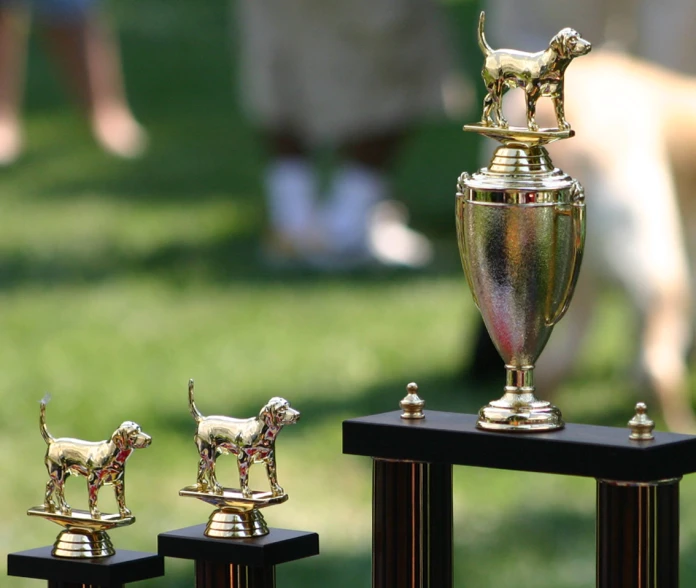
[[628, 402, 655, 440], [400, 382, 425, 420]]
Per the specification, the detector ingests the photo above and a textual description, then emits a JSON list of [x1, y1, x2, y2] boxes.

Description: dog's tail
[[188, 379, 203, 423], [477, 11, 493, 57], [39, 393, 55, 445]]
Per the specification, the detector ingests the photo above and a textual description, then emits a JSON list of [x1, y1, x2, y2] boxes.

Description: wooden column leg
[[373, 459, 453, 588], [195, 560, 275, 588], [597, 478, 680, 588]]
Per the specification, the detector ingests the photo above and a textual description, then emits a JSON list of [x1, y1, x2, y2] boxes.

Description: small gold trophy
[[28, 396, 152, 557], [456, 12, 590, 431], [180, 380, 300, 538]]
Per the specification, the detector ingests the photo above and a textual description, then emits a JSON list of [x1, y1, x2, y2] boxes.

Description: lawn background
[[3, 1, 696, 587]]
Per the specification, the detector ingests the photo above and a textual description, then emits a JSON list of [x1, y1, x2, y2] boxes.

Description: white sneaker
[[367, 201, 434, 269]]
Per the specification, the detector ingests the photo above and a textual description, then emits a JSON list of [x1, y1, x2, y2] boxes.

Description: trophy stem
[[476, 365, 564, 432]]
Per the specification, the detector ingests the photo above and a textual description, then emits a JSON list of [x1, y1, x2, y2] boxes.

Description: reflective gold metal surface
[[629, 403, 656, 441], [457, 13, 590, 432], [399, 382, 425, 420], [182, 380, 299, 538], [28, 397, 151, 557]]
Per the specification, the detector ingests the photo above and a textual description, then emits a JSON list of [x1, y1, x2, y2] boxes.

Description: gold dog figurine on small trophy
[[28, 395, 152, 558], [456, 12, 590, 431], [180, 379, 300, 538]]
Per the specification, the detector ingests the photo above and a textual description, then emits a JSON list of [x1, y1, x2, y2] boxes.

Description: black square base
[[158, 525, 319, 567], [7, 547, 164, 587]]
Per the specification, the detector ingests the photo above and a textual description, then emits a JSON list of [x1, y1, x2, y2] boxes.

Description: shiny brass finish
[[457, 14, 589, 432], [29, 398, 151, 558], [28, 506, 134, 558], [477, 11, 591, 131], [629, 403, 656, 440], [400, 382, 425, 419], [180, 486, 288, 538], [184, 380, 299, 538]]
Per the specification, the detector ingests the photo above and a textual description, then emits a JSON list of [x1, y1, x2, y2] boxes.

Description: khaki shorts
[[236, 0, 452, 145]]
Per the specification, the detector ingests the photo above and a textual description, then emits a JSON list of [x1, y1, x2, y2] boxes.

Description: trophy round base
[[205, 508, 268, 538], [477, 397, 564, 432], [53, 529, 115, 558]]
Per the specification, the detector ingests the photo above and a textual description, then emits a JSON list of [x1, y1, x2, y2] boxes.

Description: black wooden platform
[[7, 547, 164, 587], [158, 525, 319, 566], [343, 410, 696, 482]]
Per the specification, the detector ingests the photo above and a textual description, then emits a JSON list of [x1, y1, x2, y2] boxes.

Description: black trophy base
[[7, 547, 164, 588], [158, 524, 319, 588]]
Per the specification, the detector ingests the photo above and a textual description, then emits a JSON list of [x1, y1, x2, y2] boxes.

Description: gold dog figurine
[[478, 11, 591, 131], [41, 397, 152, 519], [188, 379, 300, 498]]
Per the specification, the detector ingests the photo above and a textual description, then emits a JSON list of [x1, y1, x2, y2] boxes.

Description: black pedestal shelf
[[343, 410, 696, 481], [344, 410, 696, 588], [7, 547, 164, 588], [158, 525, 319, 588]]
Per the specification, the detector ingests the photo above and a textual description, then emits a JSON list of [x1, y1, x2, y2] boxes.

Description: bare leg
[[641, 290, 696, 433], [38, 11, 146, 157], [0, 6, 29, 164]]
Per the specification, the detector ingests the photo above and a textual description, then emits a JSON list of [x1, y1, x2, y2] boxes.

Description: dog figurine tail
[[39, 393, 55, 445], [188, 379, 203, 423], [477, 11, 493, 57]]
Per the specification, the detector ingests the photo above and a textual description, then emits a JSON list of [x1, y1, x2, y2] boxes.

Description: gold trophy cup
[[180, 380, 299, 538], [456, 13, 590, 431], [29, 396, 152, 558]]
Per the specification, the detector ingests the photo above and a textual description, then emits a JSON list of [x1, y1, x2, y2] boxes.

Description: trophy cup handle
[[546, 180, 586, 326]]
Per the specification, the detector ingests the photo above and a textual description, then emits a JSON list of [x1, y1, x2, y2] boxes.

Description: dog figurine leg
[[481, 92, 496, 126], [265, 450, 284, 497], [493, 80, 508, 127], [87, 474, 101, 519], [196, 447, 215, 492], [553, 89, 570, 130], [525, 86, 540, 131], [113, 478, 131, 517], [44, 479, 55, 512], [237, 454, 252, 498]]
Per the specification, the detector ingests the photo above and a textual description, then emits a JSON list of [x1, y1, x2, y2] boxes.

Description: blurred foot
[[368, 201, 433, 269], [0, 116, 22, 165], [92, 106, 147, 158]]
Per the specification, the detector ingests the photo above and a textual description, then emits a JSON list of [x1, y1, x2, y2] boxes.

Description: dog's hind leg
[[481, 91, 496, 126], [494, 80, 508, 127], [196, 452, 211, 491], [44, 478, 57, 512]]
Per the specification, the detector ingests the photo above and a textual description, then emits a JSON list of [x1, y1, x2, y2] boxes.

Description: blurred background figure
[[466, 0, 696, 431], [0, 0, 146, 164], [236, 0, 458, 270]]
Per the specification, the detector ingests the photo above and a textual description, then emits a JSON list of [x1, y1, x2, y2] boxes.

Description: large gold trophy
[[456, 12, 590, 431]]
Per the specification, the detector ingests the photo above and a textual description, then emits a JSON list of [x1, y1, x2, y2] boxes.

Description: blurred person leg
[[36, 0, 146, 157], [263, 130, 321, 260], [0, 3, 29, 164]]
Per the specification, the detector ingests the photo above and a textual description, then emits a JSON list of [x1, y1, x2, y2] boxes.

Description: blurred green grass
[[3, 1, 696, 587]]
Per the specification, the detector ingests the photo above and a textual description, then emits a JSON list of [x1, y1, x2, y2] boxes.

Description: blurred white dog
[[508, 50, 696, 432]]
